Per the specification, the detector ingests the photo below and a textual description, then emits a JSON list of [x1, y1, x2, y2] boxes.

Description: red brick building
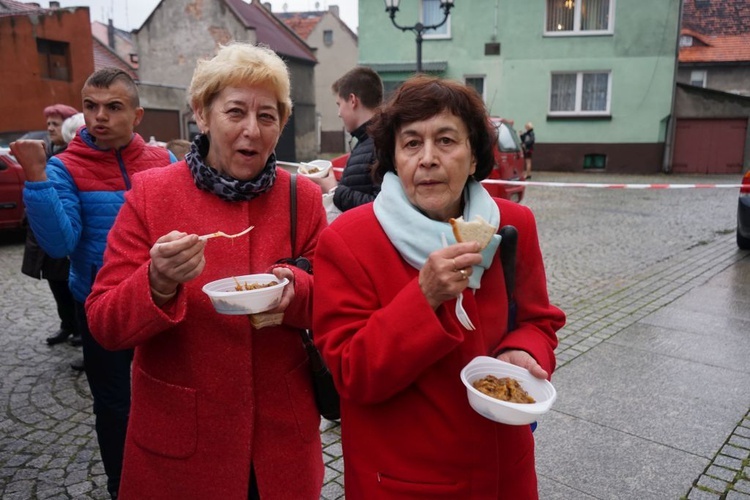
[[0, 1, 94, 135]]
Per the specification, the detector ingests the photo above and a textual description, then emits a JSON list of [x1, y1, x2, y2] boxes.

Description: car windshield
[[496, 122, 521, 153]]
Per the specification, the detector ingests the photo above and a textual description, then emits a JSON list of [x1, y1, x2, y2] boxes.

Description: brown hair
[[84, 67, 140, 107], [370, 75, 496, 183], [331, 66, 383, 109]]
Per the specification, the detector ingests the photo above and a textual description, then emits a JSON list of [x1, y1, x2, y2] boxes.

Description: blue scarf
[[373, 172, 501, 289]]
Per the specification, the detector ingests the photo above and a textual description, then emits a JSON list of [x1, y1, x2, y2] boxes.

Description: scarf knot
[[373, 172, 501, 289]]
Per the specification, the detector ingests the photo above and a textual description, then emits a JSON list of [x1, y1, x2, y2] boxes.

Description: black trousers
[[75, 301, 133, 498], [48, 278, 76, 332]]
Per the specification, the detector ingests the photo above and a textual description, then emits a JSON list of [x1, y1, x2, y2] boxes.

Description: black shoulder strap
[[499, 225, 518, 331]]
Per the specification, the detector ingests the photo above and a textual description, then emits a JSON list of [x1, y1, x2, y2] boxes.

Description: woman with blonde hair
[[86, 43, 326, 498]]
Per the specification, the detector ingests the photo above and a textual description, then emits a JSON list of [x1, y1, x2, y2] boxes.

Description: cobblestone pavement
[[1, 172, 748, 499]]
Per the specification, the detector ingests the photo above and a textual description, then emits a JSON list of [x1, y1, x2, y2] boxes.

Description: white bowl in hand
[[460, 356, 557, 425], [202, 273, 288, 315], [297, 159, 332, 178]]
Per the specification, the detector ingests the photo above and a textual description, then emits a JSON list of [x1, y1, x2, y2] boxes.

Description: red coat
[[86, 163, 326, 499], [313, 199, 564, 499]]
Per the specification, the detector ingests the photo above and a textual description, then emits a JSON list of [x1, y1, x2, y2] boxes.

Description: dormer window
[[679, 35, 693, 47]]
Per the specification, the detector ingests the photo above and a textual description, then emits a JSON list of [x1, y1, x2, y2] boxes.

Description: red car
[[328, 118, 526, 203], [0, 149, 26, 231]]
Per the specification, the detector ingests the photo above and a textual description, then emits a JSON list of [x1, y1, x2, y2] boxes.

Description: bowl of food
[[298, 159, 332, 178], [202, 273, 288, 315], [460, 356, 556, 425]]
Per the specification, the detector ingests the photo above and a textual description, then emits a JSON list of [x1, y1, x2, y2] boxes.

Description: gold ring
[[459, 268, 468, 279]]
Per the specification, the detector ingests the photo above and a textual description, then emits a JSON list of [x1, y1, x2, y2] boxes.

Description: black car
[[738, 170, 750, 249]]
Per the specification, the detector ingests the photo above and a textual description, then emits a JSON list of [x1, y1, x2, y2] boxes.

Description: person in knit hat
[[21, 103, 81, 349], [43, 104, 79, 157]]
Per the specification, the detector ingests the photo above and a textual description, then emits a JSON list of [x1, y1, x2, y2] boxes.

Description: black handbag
[[279, 174, 340, 421]]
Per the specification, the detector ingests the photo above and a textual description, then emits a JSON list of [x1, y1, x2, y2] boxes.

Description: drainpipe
[[662, 0, 685, 174]]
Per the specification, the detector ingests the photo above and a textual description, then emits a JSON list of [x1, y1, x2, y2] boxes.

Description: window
[[422, 0, 451, 38], [323, 30, 333, 46], [550, 71, 611, 116], [546, 0, 613, 35], [679, 35, 693, 47], [690, 70, 706, 88], [465, 76, 485, 102], [37, 38, 71, 81]]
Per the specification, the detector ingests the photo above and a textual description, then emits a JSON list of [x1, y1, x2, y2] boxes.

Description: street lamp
[[384, 0, 455, 74]]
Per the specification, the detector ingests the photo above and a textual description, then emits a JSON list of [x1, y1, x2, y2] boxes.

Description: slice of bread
[[449, 215, 497, 250]]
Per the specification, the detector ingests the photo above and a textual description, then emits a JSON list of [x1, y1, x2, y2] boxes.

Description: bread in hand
[[449, 215, 497, 250]]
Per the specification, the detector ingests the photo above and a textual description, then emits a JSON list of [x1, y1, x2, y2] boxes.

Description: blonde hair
[[188, 42, 292, 125], [525, 122, 533, 130]]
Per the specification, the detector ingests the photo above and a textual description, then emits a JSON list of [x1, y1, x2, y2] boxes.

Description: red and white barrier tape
[[481, 179, 743, 189]]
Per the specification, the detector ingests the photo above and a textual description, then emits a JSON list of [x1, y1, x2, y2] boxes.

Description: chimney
[[108, 18, 115, 49], [328, 5, 339, 18], [49, 1, 60, 8]]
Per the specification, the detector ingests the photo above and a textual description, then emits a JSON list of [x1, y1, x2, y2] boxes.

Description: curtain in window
[[581, 0, 609, 31], [547, 0, 574, 31], [551, 74, 576, 111], [581, 73, 608, 111], [423, 0, 448, 35]]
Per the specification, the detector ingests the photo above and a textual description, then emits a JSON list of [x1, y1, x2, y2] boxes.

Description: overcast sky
[[48, 0, 358, 32]]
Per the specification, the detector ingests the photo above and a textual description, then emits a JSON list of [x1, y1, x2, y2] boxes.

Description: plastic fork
[[198, 226, 255, 241], [440, 233, 476, 330]]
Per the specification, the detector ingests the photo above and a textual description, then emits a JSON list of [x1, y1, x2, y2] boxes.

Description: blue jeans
[[75, 301, 133, 498]]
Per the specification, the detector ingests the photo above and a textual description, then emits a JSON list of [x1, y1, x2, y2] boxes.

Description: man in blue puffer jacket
[[11, 67, 176, 499]]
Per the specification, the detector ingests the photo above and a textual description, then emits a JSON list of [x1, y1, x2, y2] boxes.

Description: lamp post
[[384, 0, 455, 74]]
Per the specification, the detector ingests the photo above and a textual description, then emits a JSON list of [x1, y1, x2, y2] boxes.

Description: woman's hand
[[264, 266, 296, 314], [148, 231, 206, 305], [306, 172, 338, 194], [419, 241, 482, 309], [497, 349, 549, 380]]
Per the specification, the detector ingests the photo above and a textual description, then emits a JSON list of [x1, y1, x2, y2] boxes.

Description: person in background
[[21, 104, 79, 347], [165, 138, 191, 159], [61, 113, 85, 144], [310, 66, 383, 220], [85, 42, 325, 499], [520, 122, 535, 179], [313, 75, 565, 498], [10, 68, 176, 499]]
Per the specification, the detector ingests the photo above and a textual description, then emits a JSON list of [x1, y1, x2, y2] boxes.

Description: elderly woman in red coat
[[86, 42, 326, 499], [313, 75, 565, 499]]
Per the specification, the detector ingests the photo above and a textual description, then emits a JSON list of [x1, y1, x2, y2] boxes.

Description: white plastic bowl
[[460, 356, 557, 425], [202, 274, 288, 315], [298, 159, 332, 178]]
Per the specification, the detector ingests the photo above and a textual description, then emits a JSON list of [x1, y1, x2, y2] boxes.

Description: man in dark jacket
[[11, 68, 176, 499], [313, 67, 383, 217]]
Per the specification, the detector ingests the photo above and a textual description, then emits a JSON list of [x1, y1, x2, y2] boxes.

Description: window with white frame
[[545, 0, 613, 35], [550, 71, 611, 116], [690, 70, 707, 88], [465, 76, 485, 102], [422, 0, 451, 38]]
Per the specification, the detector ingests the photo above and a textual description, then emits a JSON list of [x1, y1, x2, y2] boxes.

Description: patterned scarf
[[186, 133, 277, 202]]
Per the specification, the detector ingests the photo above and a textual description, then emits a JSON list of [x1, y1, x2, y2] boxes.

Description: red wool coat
[[313, 199, 565, 499], [86, 163, 327, 499]]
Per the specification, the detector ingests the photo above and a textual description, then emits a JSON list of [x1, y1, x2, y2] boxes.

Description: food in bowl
[[298, 159, 332, 178], [472, 375, 536, 404], [202, 273, 288, 315], [460, 356, 556, 425], [233, 277, 279, 291]]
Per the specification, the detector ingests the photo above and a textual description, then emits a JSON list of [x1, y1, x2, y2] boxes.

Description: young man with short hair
[[314, 66, 383, 216], [11, 68, 176, 499]]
